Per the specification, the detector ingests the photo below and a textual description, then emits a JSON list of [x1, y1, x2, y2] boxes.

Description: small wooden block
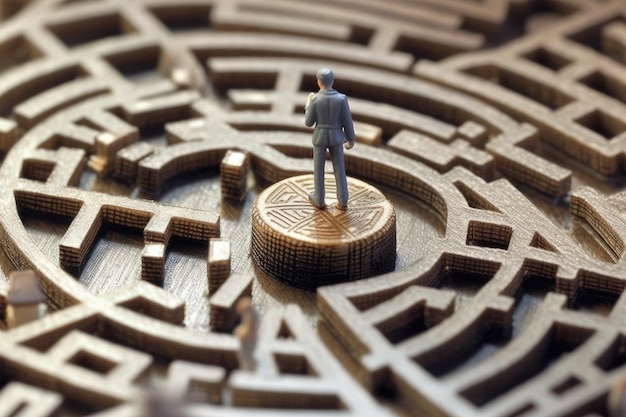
[[208, 238, 231, 294], [220, 150, 249, 201], [141, 242, 166, 282], [0, 117, 18, 151], [355, 122, 382, 147], [209, 273, 253, 331], [7, 270, 45, 328]]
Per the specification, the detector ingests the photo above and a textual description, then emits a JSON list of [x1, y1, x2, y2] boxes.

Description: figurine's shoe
[[335, 203, 348, 210], [308, 193, 326, 209]]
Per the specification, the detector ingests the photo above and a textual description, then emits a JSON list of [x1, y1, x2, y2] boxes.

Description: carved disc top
[[259, 174, 394, 243]]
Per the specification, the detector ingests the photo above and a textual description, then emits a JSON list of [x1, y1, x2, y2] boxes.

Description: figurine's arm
[[304, 94, 317, 127], [342, 97, 356, 149], [305, 92, 315, 110]]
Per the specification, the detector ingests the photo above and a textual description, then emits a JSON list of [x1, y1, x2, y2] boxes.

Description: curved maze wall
[[0, 1, 625, 416]]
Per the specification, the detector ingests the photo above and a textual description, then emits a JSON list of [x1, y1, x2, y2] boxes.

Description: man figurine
[[305, 68, 355, 210]]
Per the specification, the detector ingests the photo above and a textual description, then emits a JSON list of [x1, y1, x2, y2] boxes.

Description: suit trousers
[[312, 143, 348, 207]]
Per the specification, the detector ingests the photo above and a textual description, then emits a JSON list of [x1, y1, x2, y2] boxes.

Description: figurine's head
[[316, 68, 334, 89]]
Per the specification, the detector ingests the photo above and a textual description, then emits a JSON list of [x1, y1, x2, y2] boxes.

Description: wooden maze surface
[[0, 0, 626, 416]]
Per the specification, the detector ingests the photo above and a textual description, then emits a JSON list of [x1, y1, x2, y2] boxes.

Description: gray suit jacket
[[305, 89, 355, 148]]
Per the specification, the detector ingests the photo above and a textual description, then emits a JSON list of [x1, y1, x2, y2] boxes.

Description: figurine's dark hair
[[316, 68, 334, 87]]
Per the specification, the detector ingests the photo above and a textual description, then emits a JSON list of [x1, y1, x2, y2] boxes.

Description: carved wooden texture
[[0, 0, 624, 416], [251, 175, 396, 289]]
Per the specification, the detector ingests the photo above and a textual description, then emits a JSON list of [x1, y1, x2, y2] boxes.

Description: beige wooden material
[[209, 273, 253, 331], [251, 175, 396, 289], [6, 270, 46, 328], [208, 238, 231, 294], [220, 150, 249, 202], [0, 1, 623, 416]]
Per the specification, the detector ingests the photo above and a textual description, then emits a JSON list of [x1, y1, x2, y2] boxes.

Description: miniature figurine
[[6, 270, 46, 328], [234, 297, 258, 372], [305, 68, 355, 210]]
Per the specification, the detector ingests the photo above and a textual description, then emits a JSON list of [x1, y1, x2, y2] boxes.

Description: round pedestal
[[251, 174, 396, 289]]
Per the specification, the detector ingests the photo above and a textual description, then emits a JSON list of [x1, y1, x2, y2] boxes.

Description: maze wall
[[0, 1, 625, 416]]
